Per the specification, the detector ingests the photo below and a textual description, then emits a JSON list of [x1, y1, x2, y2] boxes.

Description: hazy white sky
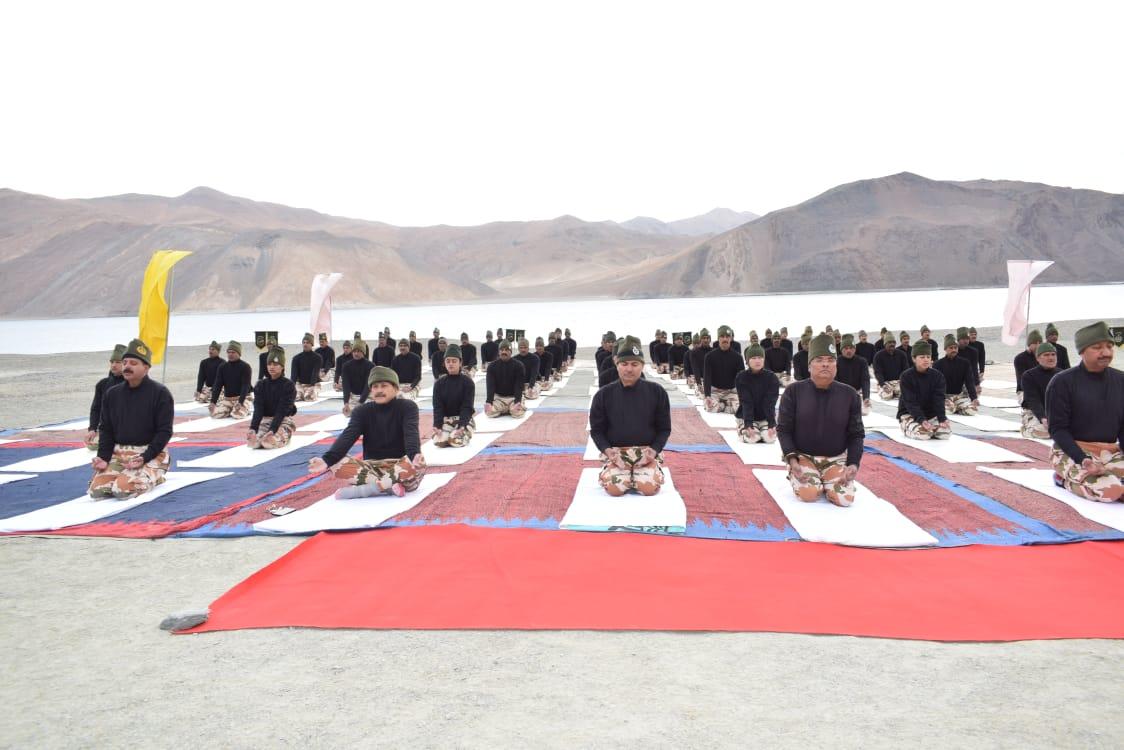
[[2, 1, 1121, 226]]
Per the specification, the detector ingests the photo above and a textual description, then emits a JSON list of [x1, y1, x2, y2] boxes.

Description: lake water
[[1, 284, 1120, 354]]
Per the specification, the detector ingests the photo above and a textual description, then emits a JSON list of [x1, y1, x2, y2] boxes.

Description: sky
[[2, 1, 1121, 227]]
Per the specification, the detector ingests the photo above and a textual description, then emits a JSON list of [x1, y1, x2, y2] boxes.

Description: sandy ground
[[2, 323, 1123, 747]]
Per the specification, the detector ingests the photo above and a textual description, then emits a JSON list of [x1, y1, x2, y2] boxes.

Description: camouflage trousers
[[88, 445, 170, 500], [787, 452, 855, 507], [671, 365, 684, 380], [248, 416, 296, 450], [524, 383, 541, 400], [397, 385, 419, 400], [295, 383, 320, 401], [599, 446, 664, 496], [319, 368, 333, 383], [879, 381, 901, 400], [333, 379, 343, 392], [212, 396, 252, 419], [434, 416, 476, 448], [945, 393, 977, 416], [706, 388, 739, 415], [84, 432, 99, 451], [194, 386, 212, 403], [342, 395, 363, 416], [539, 379, 554, 394], [334, 454, 427, 498], [657, 363, 669, 374], [776, 372, 793, 387], [1051, 441, 1124, 503], [1020, 409, 1050, 440], [738, 420, 776, 444], [489, 395, 526, 418], [900, 415, 952, 440]]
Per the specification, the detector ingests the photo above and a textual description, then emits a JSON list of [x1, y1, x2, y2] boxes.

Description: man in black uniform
[[309, 366, 427, 498], [854, 330, 876, 365], [392, 338, 424, 399], [257, 334, 281, 381], [834, 334, 871, 415], [704, 325, 744, 414], [595, 332, 617, 372], [315, 333, 335, 381], [290, 333, 324, 401], [430, 337, 449, 380], [534, 337, 555, 392], [545, 334, 565, 379], [777, 334, 864, 507], [1044, 323, 1071, 370], [409, 331, 423, 358], [933, 335, 978, 416], [778, 327, 793, 356], [764, 331, 793, 386], [589, 336, 671, 496], [85, 343, 127, 450], [967, 327, 986, 378], [735, 344, 780, 443], [340, 340, 375, 416], [792, 334, 812, 382], [514, 338, 541, 400], [194, 340, 223, 403], [873, 334, 910, 400], [211, 340, 254, 419], [459, 332, 479, 376], [898, 340, 951, 440], [248, 346, 298, 449], [562, 328, 577, 365], [88, 339, 174, 500], [950, 327, 980, 386], [485, 340, 527, 418], [480, 330, 499, 371], [372, 333, 395, 368], [669, 334, 689, 380], [1015, 329, 1043, 404], [431, 344, 476, 448], [427, 328, 441, 358], [688, 328, 713, 393], [1020, 341, 1059, 439], [654, 331, 671, 374]]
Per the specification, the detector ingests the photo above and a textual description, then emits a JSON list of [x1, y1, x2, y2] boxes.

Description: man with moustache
[[427, 328, 442, 359], [1020, 341, 1060, 439], [704, 325, 744, 414], [933, 335, 979, 416], [485, 340, 527, 418], [193, 340, 223, 404], [764, 331, 793, 386], [668, 333, 689, 380], [340, 340, 376, 416], [1044, 323, 1071, 370], [290, 333, 324, 401], [873, 334, 910, 400], [210, 340, 255, 419], [1015, 329, 1043, 403], [854, 330, 876, 365], [334, 340, 352, 391], [458, 332, 479, 376], [514, 338, 542, 401], [392, 338, 424, 399], [833, 334, 871, 416], [315, 333, 335, 381], [480, 330, 499, 371]]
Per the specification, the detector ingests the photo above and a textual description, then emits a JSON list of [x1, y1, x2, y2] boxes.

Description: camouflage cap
[[266, 346, 285, 367], [124, 338, 153, 366], [615, 336, 645, 362], [367, 365, 399, 388]]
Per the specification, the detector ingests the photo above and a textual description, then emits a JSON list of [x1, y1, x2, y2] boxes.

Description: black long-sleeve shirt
[[589, 378, 671, 453], [89, 371, 125, 431], [595, 347, 614, 371], [290, 350, 323, 386], [391, 352, 423, 389], [897, 367, 947, 422], [703, 347, 744, 396], [1045, 363, 1124, 463], [536, 350, 554, 380], [933, 354, 977, 400], [1053, 343, 1072, 371], [321, 398, 421, 464], [834, 355, 870, 400], [341, 357, 375, 403], [97, 377, 174, 463], [481, 341, 499, 364], [654, 342, 671, 365], [872, 348, 909, 385], [792, 350, 810, 381], [735, 368, 780, 427], [780, 338, 794, 356], [1014, 350, 1038, 393], [485, 358, 525, 402], [855, 341, 876, 364], [968, 340, 986, 374], [764, 347, 792, 376], [315, 345, 335, 371], [431, 349, 449, 379], [688, 344, 711, 382], [1022, 365, 1059, 422], [777, 379, 864, 466], [669, 344, 688, 368], [409, 340, 423, 357], [545, 344, 564, 372], [461, 343, 478, 370], [196, 355, 222, 392], [514, 353, 540, 386], [947, 346, 980, 386], [251, 375, 297, 433], [599, 359, 620, 387], [427, 338, 440, 357], [211, 360, 253, 405], [564, 337, 577, 359], [432, 374, 475, 428], [372, 345, 395, 368], [648, 339, 660, 362]]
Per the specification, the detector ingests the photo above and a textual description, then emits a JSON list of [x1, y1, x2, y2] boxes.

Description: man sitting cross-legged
[[897, 340, 952, 440], [247, 346, 297, 449], [735, 344, 780, 443], [485, 340, 527, 418], [431, 344, 476, 448]]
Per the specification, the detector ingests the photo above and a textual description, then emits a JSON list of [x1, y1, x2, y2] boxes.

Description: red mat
[[186, 527, 1124, 641]]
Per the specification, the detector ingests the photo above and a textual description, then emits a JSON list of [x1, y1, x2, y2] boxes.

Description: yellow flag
[[137, 250, 192, 365]]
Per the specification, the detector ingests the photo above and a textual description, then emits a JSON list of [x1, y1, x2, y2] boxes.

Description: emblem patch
[[632, 347, 640, 356], [828, 344, 836, 354]]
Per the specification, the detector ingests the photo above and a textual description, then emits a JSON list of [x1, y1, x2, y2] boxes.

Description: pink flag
[[1001, 260, 1053, 345], [310, 273, 343, 342]]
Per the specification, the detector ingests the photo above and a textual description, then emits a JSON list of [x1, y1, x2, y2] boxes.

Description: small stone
[[159, 608, 210, 631]]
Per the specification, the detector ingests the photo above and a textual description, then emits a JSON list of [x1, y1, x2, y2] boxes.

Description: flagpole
[[1026, 282, 1032, 339], [162, 267, 176, 382]]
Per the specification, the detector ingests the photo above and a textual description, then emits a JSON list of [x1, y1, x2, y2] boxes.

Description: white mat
[[560, 467, 687, 533], [294, 395, 334, 410], [981, 379, 1017, 390], [676, 384, 695, 394], [583, 437, 602, 461], [177, 432, 330, 469], [0, 471, 230, 532], [0, 473, 37, 485], [473, 411, 534, 432], [978, 395, 1020, 408], [718, 430, 784, 466], [523, 396, 546, 409], [588, 385, 601, 396], [877, 428, 1031, 463], [872, 391, 898, 405], [420, 431, 500, 466], [27, 419, 88, 432], [753, 469, 939, 548], [695, 408, 739, 429], [0, 438, 28, 446], [862, 412, 900, 429], [0, 438, 185, 473], [174, 401, 209, 412], [979, 467, 1124, 533], [174, 415, 251, 433], [686, 395, 705, 407], [252, 472, 456, 535], [946, 413, 1020, 433], [297, 413, 351, 432]]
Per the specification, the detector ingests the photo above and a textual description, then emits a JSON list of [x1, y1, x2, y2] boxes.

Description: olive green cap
[[956, 327, 969, 340], [1045, 322, 1059, 336], [535, 336, 545, 346], [318, 332, 328, 341], [124, 338, 153, 366], [1074, 321, 1112, 352], [227, 340, 243, 355], [920, 324, 930, 334], [367, 365, 399, 388], [699, 327, 710, 337], [266, 346, 285, 367], [744, 344, 765, 359], [444, 344, 462, 360], [807, 333, 837, 360], [209, 340, 221, 350], [499, 339, 512, 351], [912, 340, 932, 359], [899, 330, 909, 339], [840, 334, 855, 348], [1036, 342, 1056, 356], [858, 329, 867, 337], [883, 333, 896, 346], [692, 334, 700, 345], [110, 344, 127, 361], [615, 335, 645, 363], [717, 325, 733, 338], [968, 327, 977, 335], [302, 332, 314, 344], [352, 338, 366, 354], [1026, 329, 1043, 346], [341, 340, 352, 349], [944, 334, 958, 349]]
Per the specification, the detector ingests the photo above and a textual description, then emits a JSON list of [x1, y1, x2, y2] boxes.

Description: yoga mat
[[686, 395, 705, 407], [978, 395, 1021, 408], [982, 379, 1017, 390], [173, 401, 208, 412], [294, 395, 334, 410], [0, 439, 28, 445], [560, 467, 686, 533], [582, 437, 601, 461], [252, 473, 457, 535], [979, 467, 1124, 533], [174, 414, 252, 433], [523, 395, 546, 409], [420, 431, 500, 467], [188, 526, 1124, 641], [946, 413, 1020, 433], [862, 412, 899, 429], [0, 471, 230, 532], [473, 411, 535, 432], [696, 408, 738, 430], [26, 419, 89, 432], [0, 437, 185, 473], [753, 469, 939, 548], [0, 473, 37, 486], [872, 392, 898, 405], [176, 432, 331, 469], [718, 431, 784, 466], [296, 413, 350, 432], [587, 385, 600, 396], [878, 428, 1032, 463]]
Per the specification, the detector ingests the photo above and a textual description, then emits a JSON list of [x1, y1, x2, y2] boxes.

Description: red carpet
[[187, 527, 1124, 641]]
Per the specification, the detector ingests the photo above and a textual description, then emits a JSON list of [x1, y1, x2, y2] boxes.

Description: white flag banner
[[1001, 260, 1053, 345], [310, 273, 343, 342]]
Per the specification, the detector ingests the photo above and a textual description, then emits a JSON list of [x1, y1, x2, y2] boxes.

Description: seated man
[[459, 332, 478, 376], [764, 331, 793, 386], [1021, 341, 1059, 439], [480, 331, 499, 371], [391, 338, 423, 399], [534, 336, 555, 392], [193, 340, 222, 403], [589, 336, 671, 496], [854, 330, 875, 364], [427, 328, 441, 359], [735, 344, 780, 443], [247, 347, 297, 449], [86, 344, 126, 450], [594, 332, 617, 373], [703, 325, 744, 414], [668, 334, 688, 379], [340, 340, 375, 416], [372, 333, 395, 368], [1045, 323, 1071, 370], [1045, 322, 1124, 502], [777, 334, 864, 507], [290, 333, 324, 401], [792, 334, 811, 381], [654, 330, 671, 374], [431, 344, 476, 448], [430, 336, 449, 379], [546, 334, 566, 378], [687, 329, 712, 392], [210, 340, 254, 419], [951, 327, 981, 385], [834, 334, 871, 415], [967, 326, 986, 378], [514, 338, 542, 400], [897, 340, 952, 439], [872, 334, 910, 399], [485, 340, 527, 418], [308, 366, 427, 498], [315, 333, 335, 381], [898, 330, 912, 360], [408, 331, 423, 358], [933, 334, 979, 415], [1015, 329, 1043, 404], [333, 340, 352, 391], [562, 328, 577, 366], [88, 339, 174, 500]]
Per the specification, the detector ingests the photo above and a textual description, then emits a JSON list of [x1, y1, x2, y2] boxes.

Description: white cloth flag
[[310, 273, 343, 342], [1001, 260, 1053, 345]]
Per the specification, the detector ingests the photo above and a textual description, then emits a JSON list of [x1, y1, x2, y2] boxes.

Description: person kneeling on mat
[[897, 340, 952, 440], [589, 336, 671, 496], [431, 344, 476, 448], [246, 346, 297, 450], [308, 366, 427, 498]]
